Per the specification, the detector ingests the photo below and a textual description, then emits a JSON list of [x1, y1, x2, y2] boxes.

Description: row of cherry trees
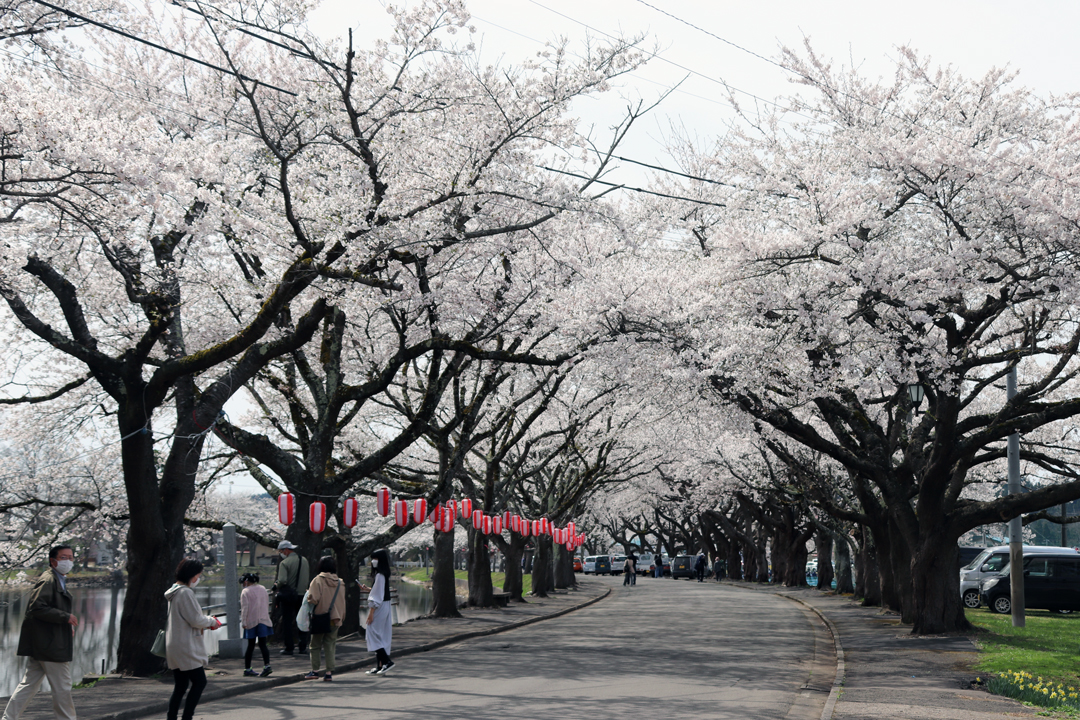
[[5, 0, 1080, 674]]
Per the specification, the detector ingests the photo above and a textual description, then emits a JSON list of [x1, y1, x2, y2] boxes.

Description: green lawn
[[401, 568, 532, 596], [968, 606, 1080, 687]]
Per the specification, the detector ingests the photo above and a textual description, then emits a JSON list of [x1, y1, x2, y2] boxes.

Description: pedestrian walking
[[628, 553, 637, 585], [694, 552, 707, 582], [2, 545, 79, 720], [304, 556, 344, 682], [272, 540, 310, 656], [165, 559, 222, 720], [654, 554, 664, 578], [239, 573, 272, 677], [360, 548, 394, 675], [714, 558, 726, 582]]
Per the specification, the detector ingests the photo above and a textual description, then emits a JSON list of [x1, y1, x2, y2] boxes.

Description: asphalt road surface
[[197, 575, 827, 720]]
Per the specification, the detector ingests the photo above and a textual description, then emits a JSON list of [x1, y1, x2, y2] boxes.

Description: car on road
[[670, 555, 695, 579], [583, 556, 598, 574], [594, 555, 612, 575], [573, 556, 583, 572], [610, 555, 627, 576], [960, 545, 1078, 609], [981, 552, 1080, 614]]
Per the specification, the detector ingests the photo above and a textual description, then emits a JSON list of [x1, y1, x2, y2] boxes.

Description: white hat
[[277, 540, 297, 550]]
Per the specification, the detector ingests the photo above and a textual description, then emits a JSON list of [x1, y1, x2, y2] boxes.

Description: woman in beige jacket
[[164, 560, 222, 720], [303, 556, 345, 681]]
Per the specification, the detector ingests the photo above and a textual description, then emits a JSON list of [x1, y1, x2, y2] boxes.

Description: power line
[[631, 0, 1080, 194], [540, 166, 727, 208], [29, 0, 297, 96]]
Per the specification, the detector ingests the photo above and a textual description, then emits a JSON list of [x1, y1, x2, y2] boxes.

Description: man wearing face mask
[[2, 545, 79, 720], [272, 541, 309, 655]]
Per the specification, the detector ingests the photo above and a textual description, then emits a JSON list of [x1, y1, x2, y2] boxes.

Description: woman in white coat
[[164, 560, 222, 720], [360, 548, 394, 675]]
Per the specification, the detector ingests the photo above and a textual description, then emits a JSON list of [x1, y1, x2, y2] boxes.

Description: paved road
[[196, 575, 828, 720]]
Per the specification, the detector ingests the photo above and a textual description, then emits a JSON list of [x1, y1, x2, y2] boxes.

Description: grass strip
[[968, 606, 1080, 689], [400, 568, 532, 596]]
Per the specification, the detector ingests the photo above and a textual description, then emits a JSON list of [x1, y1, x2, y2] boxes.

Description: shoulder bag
[[309, 581, 340, 635]]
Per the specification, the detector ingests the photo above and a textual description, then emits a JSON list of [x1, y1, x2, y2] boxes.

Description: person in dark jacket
[[2, 545, 79, 720], [694, 552, 707, 582]]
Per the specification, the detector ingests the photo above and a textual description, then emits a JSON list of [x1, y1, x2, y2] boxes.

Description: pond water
[[0, 578, 432, 698]]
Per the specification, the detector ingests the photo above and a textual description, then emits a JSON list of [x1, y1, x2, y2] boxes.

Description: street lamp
[[907, 383, 925, 415]]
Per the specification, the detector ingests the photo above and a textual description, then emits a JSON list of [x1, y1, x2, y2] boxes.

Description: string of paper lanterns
[[274, 488, 585, 550]]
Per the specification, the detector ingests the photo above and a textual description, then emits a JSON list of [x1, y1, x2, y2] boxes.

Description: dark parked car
[[981, 554, 1080, 614], [594, 555, 612, 575], [670, 555, 694, 579]]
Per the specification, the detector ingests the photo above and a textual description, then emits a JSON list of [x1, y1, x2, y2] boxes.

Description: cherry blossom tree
[[633, 45, 1080, 633]]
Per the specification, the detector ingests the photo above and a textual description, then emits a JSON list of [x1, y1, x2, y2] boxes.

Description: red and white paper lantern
[[394, 499, 409, 527], [541, 518, 550, 536], [309, 501, 327, 533], [472, 509, 483, 527], [412, 498, 428, 524], [567, 521, 576, 538], [376, 487, 391, 517], [343, 497, 359, 528], [460, 498, 473, 518], [278, 493, 295, 525], [565, 538, 575, 551], [438, 508, 455, 533], [429, 504, 442, 525], [501, 511, 511, 528], [521, 519, 531, 537], [481, 515, 492, 535], [532, 519, 541, 536], [492, 515, 502, 534], [446, 499, 457, 518]]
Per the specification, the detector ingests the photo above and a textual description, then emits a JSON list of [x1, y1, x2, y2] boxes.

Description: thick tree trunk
[[498, 536, 526, 601], [468, 528, 495, 607], [815, 531, 834, 592], [856, 529, 882, 606], [554, 545, 575, 589], [531, 538, 553, 597], [885, 520, 914, 622], [910, 530, 971, 633], [430, 528, 461, 617], [834, 536, 854, 594], [727, 544, 742, 581]]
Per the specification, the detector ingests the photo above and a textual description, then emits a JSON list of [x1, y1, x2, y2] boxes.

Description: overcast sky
[[309, 0, 1080, 178]]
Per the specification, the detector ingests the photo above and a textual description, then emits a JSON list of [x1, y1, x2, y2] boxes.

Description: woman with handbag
[[164, 559, 222, 720], [303, 556, 344, 681], [359, 548, 394, 675]]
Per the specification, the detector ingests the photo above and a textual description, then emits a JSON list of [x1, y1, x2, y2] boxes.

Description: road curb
[[726, 582, 844, 720], [776, 592, 845, 720], [80, 586, 612, 720]]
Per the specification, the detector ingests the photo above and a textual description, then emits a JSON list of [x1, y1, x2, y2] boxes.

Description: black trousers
[[278, 596, 309, 651], [168, 668, 207, 720]]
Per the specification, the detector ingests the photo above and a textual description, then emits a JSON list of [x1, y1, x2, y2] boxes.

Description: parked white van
[[960, 545, 1079, 608]]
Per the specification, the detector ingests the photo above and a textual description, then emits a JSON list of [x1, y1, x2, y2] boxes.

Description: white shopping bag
[[296, 590, 312, 633]]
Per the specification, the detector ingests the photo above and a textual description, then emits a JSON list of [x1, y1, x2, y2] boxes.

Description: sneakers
[[322, 673, 333, 682], [376, 662, 395, 675], [279, 650, 294, 656], [243, 669, 258, 677], [303, 672, 320, 680], [260, 666, 273, 677], [366, 667, 381, 675]]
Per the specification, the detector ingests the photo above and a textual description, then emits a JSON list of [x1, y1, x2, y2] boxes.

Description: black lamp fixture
[[907, 383, 925, 414]]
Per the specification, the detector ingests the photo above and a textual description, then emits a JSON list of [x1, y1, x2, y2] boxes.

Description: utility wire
[[29, 0, 297, 96]]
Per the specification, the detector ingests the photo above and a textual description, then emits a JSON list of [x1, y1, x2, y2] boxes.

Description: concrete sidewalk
[[737, 584, 1037, 720], [5, 581, 609, 720]]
